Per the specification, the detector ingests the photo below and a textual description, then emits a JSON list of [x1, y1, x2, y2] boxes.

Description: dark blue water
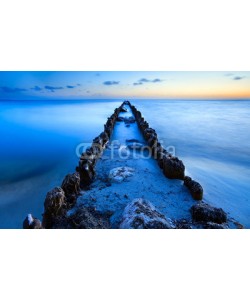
[[0, 99, 249, 228]]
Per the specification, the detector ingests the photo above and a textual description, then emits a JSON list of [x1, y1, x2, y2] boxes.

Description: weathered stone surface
[[120, 198, 175, 229], [117, 116, 125, 122], [120, 106, 128, 112], [204, 222, 229, 229], [42, 187, 67, 228], [61, 172, 80, 206], [124, 116, 136, 124], [66, 206, 111, 229], [191, 202, 227, 224], [184, 176, 203, 200], [163, 156, 185, 180], [175, 219, 194, 229], [109, 167, 135, 183], [23, 214, 42, 229], [78, 159, 95, 186]]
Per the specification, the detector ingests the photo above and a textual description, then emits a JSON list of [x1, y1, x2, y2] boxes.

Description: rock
[[61, 172, 80, 205], [184, 176, 203, 200], [78, 159, 95, 186], [163, 156, 185, 180], [127, 142, 146, 150], [204, 222, 229, 229], [42, 187, 67, 228], [120, 107, 128, 112], [66, 206, 110, 229], [124, 116, 135, 124], [108, 167, 135, 183], [120, 198, 175, 229], [147, 135, 158, 148], [126, 139, 140, 143], [143, 128, 157, 140], [175, 219, 193, 229], [23, 214, 42, 229], [191, 202, 227, 224], [116, 117, 125, 122], [93, 131, 109, 147]]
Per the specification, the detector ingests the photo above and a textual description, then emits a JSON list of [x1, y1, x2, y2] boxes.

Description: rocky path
[[24, 101, 242, 229], [73, 104, 198, 228]]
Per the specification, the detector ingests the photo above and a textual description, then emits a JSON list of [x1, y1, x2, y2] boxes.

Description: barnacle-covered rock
[[184, 176, 203, 200], [42, 187, 67, 228]]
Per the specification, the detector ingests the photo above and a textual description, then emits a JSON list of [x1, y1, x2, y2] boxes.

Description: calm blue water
[[0, 99, 249, 228]]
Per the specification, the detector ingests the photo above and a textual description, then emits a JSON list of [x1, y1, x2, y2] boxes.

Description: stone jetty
[[23, 101, 242, 229]]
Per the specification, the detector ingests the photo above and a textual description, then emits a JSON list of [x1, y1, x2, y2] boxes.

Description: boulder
[[61, 172, 80, 205], [120, 198, 175, 229], [163, 156, 185, 180], [124, 116, 136, 124], [120, 106, 128, 112], [42, 187, 67, 228], [127, 142, 146, 150], [23, 214, 42, 229], [191, 202, 227, 224], [78, 159, 95, 186], [66, 206, 111, 229], [184, 176, 203, 200], [116, 116, 125, 122], [108, 166, 135, 183]]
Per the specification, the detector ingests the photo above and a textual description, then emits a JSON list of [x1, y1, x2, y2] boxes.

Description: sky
[[0, 71, 250, 100]]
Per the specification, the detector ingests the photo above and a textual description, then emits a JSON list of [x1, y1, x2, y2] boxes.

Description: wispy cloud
[[133, 78, 164, 85], [224, 73, 245, 81], [31, 86, 42, 91], [44, 85, 63, 92], [139, 78, 151, 83], [103, 81, 120, 85], [233, 76, 245, 80], [66, 85, 75, 89], [1, 86, 27, 93]]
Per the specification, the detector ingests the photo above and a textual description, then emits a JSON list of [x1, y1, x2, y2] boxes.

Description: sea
[[0, 99, 249, 228]]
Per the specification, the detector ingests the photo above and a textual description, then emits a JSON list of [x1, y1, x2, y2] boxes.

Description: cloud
[[233, 76, 244, 80], [133, 78, 164, 85], [1, 86, 27, 93], [44, 85, 63, 92], [103, 81, 120, 85], [66, 85, 75, 89], [139, 78, 150, 83], [31, 86, 42, 91]]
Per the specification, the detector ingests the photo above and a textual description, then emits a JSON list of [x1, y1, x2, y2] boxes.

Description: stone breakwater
[[129, 102, 203, 199], [23, 101, 242, 229]]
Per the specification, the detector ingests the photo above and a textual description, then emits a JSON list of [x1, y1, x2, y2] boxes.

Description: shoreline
[[23, 101, 243, 229]]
